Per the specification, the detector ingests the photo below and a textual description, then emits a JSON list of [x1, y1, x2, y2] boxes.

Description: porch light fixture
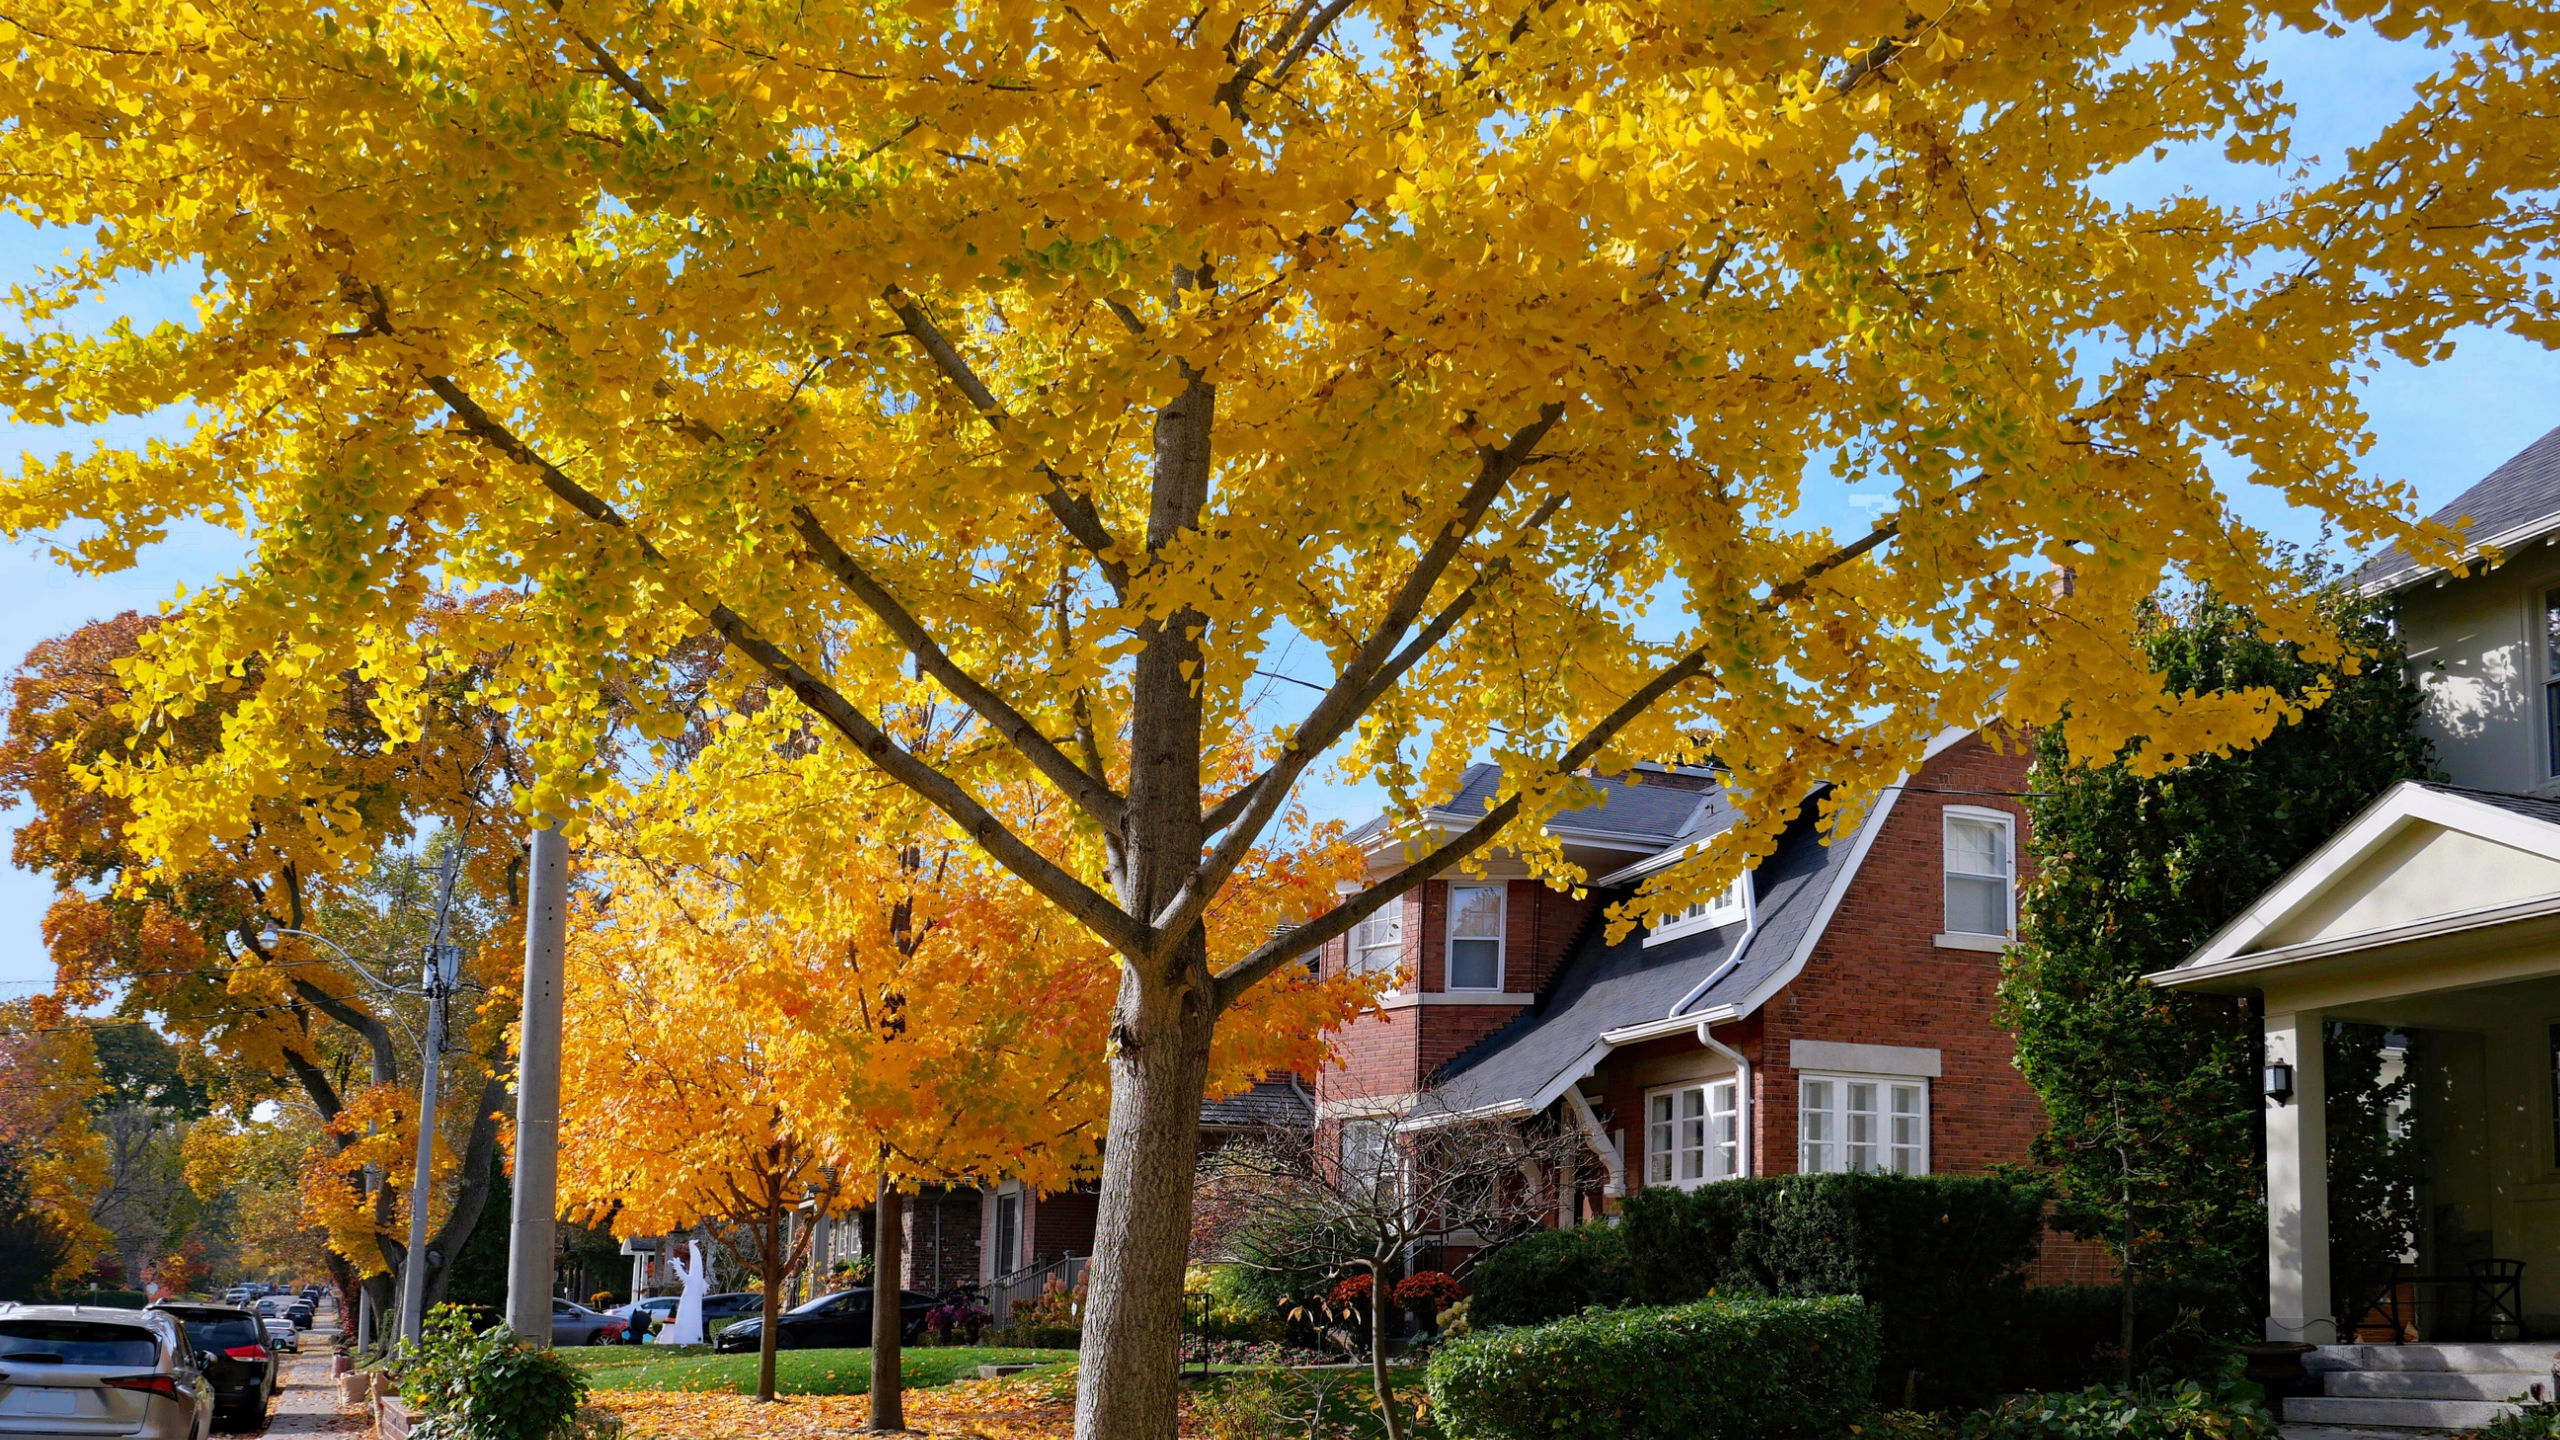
[[2263, 1061, 2295, 1106]]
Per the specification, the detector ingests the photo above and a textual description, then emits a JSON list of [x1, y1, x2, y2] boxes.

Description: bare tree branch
[[289, 978, 399, 1087], [790, 503, 1126, 828]]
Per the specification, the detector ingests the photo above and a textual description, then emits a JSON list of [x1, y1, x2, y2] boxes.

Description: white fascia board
[[1396, 1099, 1532, 1131], [1523, 1039, 1619, 1113], [2148, 891, 2560, 990], [2357, 516, 2560, 598], [2172, 781, 2560, 971]]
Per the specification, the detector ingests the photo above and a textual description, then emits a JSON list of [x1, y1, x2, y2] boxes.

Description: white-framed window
[[1339, 1118, 1394, 1195], [1645, 1078, 1742, 1188], [1350, 902, 1404, 979], [1798, 1075, 1928, 1174], [993, 1189, 1023, 1275], [1942, 807, 2016, 938], [1643, 875, 1751, 947], [1445, 883, 1506, 990], [2544, 588, 2560, 780]]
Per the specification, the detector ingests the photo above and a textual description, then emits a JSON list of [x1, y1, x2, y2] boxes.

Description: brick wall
[[902, 1185, 983, 1293], [1750, 733, 2042, 1179]]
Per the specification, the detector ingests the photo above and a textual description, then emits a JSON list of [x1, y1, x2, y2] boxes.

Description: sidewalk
[[261, 1303, 367, 1436]]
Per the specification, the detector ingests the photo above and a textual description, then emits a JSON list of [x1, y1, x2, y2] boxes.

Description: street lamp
[[261, 868, 468, 1351]]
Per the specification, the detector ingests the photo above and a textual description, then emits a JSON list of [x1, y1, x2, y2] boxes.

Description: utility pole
[[397, 846, 467, 1349], [505, 826, 570, 1346]]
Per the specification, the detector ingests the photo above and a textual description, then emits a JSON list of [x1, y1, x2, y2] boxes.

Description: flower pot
[[337, 1373, 369, 1405], [331, 1356, 354, 1378], [368, 1371, 395, 1401]]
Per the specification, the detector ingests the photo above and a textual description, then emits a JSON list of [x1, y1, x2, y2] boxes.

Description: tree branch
[[1211, 492, 1934, 1009], [1167, 410, 1564, 948], [290, 978, 399, 1088], [879, 287, 1132, 596], [790, 503, 1127, 827], [418, 374, 1152, 957]]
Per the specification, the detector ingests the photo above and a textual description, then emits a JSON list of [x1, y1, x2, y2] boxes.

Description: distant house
[[1309, 729, 2100, 1279]]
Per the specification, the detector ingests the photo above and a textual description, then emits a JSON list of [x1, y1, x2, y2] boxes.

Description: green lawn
[[562, 1343, 1077, 1396], [1187, 1366, 1439, 1440]]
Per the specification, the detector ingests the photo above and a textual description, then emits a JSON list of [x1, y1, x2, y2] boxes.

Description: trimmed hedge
[[1426, 1295, 1880, 1440], [1622, 1171, 2049, 1407], [1464, 1224, 1637, 1327]]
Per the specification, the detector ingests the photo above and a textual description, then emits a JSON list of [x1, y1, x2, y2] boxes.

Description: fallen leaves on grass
[[599, 1372, 1079, 1440]]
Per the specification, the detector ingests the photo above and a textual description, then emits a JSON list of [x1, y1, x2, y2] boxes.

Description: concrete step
[[2279, 1425, 2464, 1440], [2329, 1371, 2550, 1401], [2285, 1396, 2523, 1430], [2309, 1344, 2557, 1373]]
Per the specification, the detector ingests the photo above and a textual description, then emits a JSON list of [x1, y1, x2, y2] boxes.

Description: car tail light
[[223, 1345, 272, 1360], [105, 1375, 184, 1400]]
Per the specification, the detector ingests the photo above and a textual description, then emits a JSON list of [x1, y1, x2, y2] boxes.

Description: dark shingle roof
[[2417, 782, 2560, 828], [1199, 1076, 1313, 1130], [1430, 790, 1865, 1115], [1346, 763, 1729, 849], [2359, 424, 2560, 591]]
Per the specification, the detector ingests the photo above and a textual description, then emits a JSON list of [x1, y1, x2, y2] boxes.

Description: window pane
[[1450, 885, 1505, 939], [1947, 874, 2007, 936], [1946, 817, 2007, 877], [1449, 938, 1501, 989]]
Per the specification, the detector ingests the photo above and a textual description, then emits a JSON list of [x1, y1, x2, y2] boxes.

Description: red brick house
[[1313, 727, 2093, 1275]]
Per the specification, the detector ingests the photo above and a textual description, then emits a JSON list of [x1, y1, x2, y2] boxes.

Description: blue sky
[[2, 22, 2555, 997]]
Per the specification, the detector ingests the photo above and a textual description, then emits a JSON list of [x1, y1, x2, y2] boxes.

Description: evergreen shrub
[[1462, 1223, 1635, 1327], [1424, 1295, 1879, 1440], [1618, 1171, 2047, 1407]]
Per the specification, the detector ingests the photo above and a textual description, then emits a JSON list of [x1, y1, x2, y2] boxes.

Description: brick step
[[2308, 1344, 2556, 1374], [2329, 1371, 2549, 1401], [2285, 1396, 2522, 1430]]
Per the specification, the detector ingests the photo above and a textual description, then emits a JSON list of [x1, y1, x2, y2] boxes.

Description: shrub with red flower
[[1326, 1273, 1372, 1309], [1392, 1270, 1463, 1313]]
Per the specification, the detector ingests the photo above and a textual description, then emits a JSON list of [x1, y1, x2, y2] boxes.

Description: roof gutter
[[1666, 878, 1757, 1020]]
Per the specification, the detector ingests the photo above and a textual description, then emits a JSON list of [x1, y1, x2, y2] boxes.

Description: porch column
[[2264, 1009, 2333, 1342]]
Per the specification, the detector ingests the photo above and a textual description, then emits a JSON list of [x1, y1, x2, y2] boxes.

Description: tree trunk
[[1368, 1266, 1405, 1440], [869, 1172, 905, 1432], [2118, 1141, 2136, 1389], [758, 1197, 785, 1404], [1074, 320, 1217, 1440]]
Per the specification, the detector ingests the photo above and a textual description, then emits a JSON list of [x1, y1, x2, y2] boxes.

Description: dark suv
[[148, 1302, 277, 1432]]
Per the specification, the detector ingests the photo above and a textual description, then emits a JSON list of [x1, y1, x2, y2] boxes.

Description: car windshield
[[786, 1291, 860, 1317], [0, 1320, 161, 1367]]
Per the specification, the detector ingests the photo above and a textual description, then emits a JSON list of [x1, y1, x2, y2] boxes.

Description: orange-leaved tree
[[0, 998, 114, 1286], [8, 1, 2554, 1430], [0, 612, 532, 1318], [563, 716, 1370, 1410]]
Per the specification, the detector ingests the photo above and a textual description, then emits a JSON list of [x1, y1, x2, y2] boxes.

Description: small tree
[[2003, 581, 2435, 1372], [1194, 1096, 1583, 1440]]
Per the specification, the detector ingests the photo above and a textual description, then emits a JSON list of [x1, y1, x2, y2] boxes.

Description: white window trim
[[1350, 899, 1406, 981], [1444, 882, 1507, 992], [1797, 1072, 1930, 1176], [1642, 874, 1751, 947], [1643, 1076, 1743, 1190], [1941, 805, 2017, 940]]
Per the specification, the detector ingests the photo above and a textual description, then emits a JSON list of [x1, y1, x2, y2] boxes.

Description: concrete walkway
[[257, 1299, 366, 1436]]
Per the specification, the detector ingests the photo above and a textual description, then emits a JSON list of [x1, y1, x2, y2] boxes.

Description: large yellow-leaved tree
[[2, 2, 2553, 1432]]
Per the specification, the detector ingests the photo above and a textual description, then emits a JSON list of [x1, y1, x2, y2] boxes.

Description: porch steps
[[2281, 1343, 2555, 1434]]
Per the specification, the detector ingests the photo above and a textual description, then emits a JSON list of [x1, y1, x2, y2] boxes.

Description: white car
[[0, 1304, 212, 1440], [252, 1315, 295, 1354]]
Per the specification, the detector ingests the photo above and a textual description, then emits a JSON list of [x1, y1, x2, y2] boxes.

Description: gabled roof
[[1345, 763, 1731, 853], [1429, 786, 1886, 1116], [2357, 423, 2560, 594], [2149, 779, 2560, 992]]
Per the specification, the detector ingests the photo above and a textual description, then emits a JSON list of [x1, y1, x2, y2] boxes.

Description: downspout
[[1693, 1026, 1755, 1179], [1666, 872, 1758, 1020]]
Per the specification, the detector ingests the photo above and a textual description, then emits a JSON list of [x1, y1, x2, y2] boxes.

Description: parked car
[[711, 1289, 933, 1354], [146, 1304, 276, 1433], [253, 1313, 295, 1353], [0, 1303, 212, 1440], [282, 1303, 312, 1332], [544, 1301, 625, 1347], [611, 1292, 758, 1343]]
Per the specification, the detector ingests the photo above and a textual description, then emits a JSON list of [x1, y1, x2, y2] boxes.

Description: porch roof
[[2148, 781, 2560, 1002]]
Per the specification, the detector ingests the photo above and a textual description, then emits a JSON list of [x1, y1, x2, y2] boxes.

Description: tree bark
[[758, 1190, 784, 1404], [869, 1171, 905, 1431], [1368, 1264, 1405, 1440], [1075, 349, 1217, 1440]]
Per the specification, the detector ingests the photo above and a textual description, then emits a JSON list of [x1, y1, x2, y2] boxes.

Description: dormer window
[[1643, 875, 1750, 947]]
